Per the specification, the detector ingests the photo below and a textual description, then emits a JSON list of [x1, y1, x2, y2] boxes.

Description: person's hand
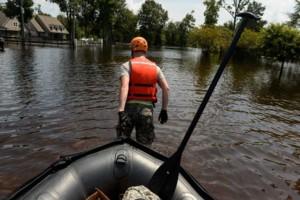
[[158, 109, 168, 124], [118, 111, 127, 124], [116, 111, 131, 138]]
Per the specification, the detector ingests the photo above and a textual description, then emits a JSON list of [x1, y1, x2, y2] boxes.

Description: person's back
[[117, 37, 169, 145]]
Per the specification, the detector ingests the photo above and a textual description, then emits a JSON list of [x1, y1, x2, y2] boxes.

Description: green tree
[[189, 26, 232, 52], [95, 0, 127, 46], [223, 21, 234, 30], [260, 24, 300, 76], [4, 0, 34, 43], [165, 22, 180, 46], [220, 0, 251, 30], [113, 8, 138, 43], [237, 28, 260, 50], [57, 14, 68, 27], [178, 11, 195, 46], [289, 0, 300, 27], [138, 0, 168, 46], [246, 1, 266, 31], [57, 14, 82, 38], [0, 4, 4, 11], [51, 0, 127, 46], [76, 0, 126, 45], [49, 0, 82, 44], [76, 0, 96, 38], [4, 0, 33, 23], [164, 12, 195, 47], [203, 0, 221, 26]]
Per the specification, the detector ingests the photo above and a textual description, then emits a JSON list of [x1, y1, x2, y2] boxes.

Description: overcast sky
[[0, 0, 296, 25]]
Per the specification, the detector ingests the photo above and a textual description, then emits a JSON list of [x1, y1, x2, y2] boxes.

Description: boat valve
[[115, 154, 127, 166], [114, 150, 130, 179]]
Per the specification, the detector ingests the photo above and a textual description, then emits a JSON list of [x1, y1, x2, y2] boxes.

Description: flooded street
[[0, 45, 299, 200]]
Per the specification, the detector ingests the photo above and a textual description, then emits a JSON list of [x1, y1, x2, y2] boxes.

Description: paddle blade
[[148, 152, 181, 200]]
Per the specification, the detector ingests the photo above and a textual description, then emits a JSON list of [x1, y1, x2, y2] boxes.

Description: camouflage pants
[[117, 103, 154, 145]]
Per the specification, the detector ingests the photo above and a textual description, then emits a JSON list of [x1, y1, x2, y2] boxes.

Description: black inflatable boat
[[6, 138, 214, 200]]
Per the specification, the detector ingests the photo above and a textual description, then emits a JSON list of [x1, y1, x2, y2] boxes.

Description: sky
[[0, 0, 297, 25], [126, 0, 296, 25]]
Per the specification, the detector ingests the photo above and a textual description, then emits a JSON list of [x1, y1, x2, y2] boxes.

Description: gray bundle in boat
[[122, 185, 161, 200]]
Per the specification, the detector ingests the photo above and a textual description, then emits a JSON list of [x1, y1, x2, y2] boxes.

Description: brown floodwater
[[0, 45, 299, 200]]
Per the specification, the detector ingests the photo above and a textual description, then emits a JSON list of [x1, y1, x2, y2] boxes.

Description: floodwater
[[0, 45, 299, 200]]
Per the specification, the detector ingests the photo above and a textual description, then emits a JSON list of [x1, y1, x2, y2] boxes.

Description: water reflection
[[194, 53, 220, 88], [74, 45, 115, 64], [0, 45, 299, 200]]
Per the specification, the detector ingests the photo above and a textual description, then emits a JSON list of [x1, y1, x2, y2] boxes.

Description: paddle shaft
[[176, 17, 251, 157]]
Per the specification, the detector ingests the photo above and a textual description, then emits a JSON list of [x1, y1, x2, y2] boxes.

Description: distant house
[[26, 18, 45, 38], [35, 15, 69, 40], [0, 12, 69, 41], [0, 11, 20, 38]]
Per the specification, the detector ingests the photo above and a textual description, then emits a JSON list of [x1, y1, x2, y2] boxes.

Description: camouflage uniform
[[117, 103, 154, 145]]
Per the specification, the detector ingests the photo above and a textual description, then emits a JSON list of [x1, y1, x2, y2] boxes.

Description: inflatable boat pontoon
[[6, 138, 214, 200]]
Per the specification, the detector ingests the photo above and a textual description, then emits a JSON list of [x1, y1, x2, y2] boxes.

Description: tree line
[[191, 0, 300, 69], [2, 0, 300, 65]]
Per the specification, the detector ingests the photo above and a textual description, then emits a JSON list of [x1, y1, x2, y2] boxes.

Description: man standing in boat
[[117, 36, 169, 145]]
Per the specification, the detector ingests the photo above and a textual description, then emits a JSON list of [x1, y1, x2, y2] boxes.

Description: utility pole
[[70, 0, 76, 48], [20, 0, 25, 46], [72, 12, 76, 47]]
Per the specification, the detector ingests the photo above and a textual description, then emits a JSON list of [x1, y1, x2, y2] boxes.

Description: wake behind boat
[[6, 138, 214, 200]]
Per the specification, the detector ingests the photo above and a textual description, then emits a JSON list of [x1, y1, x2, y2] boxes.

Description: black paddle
[[148, 12, 259, 200]]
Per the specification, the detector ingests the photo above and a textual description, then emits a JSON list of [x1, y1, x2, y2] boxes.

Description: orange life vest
[[127, 56, 158, 103]]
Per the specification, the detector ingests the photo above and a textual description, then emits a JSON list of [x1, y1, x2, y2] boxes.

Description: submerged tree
[[138, 0, 168, 46], [165, 22, 180, 46], [188, 26, 232, 52], [164, 12, 195, 47], [4, 0, 34, 44], [76, 0, 98, 38], [178, 11, 195, 47], [237, 28, 260, 50], [94, 0, 127, 46], [260, 24, 300, 78], [51, 0, 127, 46], [203, 0, 221, 26]]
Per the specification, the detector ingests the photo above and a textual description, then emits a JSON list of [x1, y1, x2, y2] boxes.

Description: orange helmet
[[131, 37, 148, 52]]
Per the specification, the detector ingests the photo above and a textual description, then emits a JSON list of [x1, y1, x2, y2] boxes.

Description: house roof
[[28, 18, 44, 33], [0, 11, 9, 28], [0, 11, 20, 31], [36, 15, 69, 34], [0, 11, 8, 27]]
